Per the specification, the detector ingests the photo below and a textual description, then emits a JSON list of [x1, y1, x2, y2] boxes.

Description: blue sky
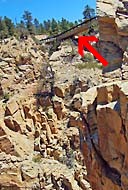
[[0, 0, 96, 23]]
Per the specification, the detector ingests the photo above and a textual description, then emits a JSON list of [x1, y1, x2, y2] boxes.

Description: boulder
[[5, 99, 19, 116], [52, 96, 66, 120]]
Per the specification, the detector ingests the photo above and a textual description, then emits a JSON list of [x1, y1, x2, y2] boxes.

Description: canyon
[[0, 0, 128, 189]]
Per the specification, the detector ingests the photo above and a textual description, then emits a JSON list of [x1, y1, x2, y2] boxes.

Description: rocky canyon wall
[[73, 1, 128, 189], [69, 81, 128, 190], [0, 1, 127, 189], [97, 0, 128, 81], [0, 37, 94, 189]]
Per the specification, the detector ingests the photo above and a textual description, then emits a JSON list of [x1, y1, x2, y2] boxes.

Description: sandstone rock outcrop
[[68, 81, 128, 190], [0, 4, 127, 188], [0, 37, 94, 189], [97, 0, 128, 81], [0, 37, 46, 99]]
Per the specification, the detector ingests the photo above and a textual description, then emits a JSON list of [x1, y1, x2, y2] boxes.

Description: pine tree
[[83, 5, 95, 19], [43, 20, 51, 33], [60, 18, 69, 32], [16, 20, 29, 38], [4, 16, 15, 36], [22, 11, 35, 34], [34, 18, 40, 34], [51, 18, 58, 34], [38, 23, 46, 34], [0, 17, 8, 39], [74, 21, 78, 26]]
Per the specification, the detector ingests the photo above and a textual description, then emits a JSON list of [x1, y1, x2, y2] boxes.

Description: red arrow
[[78, 36, 108, 66]]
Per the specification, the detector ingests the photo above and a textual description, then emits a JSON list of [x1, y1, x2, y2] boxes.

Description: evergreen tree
[[0, 17, 8, 39], [0, 5, 96, 38], [34, 18, 39, 29], [57, 20, 62, 33], [60, 18, 69, 32], [34, 18, 40, 34], [43, 20, 51, 33], [16, 20, 29, 38], [83, 5, 95, 19], [74, 21, 78, 25], [68, 22, 74, 28], [22, 11, 35, 34], [38, 23, 46, 34], [4, 16, 15, 36], [78, 19, 82, 23], [51, 18, 58, 34]]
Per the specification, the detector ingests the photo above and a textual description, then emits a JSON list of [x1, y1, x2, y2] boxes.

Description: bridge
[[40, 9, 128, 44], [40, 17, 97, 44]]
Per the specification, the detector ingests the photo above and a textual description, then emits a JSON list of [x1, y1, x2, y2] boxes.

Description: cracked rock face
[[71, 81, 128, 190], [0, 37, 96, 190], [97, 0, 128, 81]]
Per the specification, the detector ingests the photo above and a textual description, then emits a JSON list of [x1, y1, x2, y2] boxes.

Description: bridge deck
[[41, 17, 97, 43]]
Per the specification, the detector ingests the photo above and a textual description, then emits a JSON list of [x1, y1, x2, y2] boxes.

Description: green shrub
[[75, 62, 102, 70], [82, 53, 94, 62], [32, 154, 42, 163]]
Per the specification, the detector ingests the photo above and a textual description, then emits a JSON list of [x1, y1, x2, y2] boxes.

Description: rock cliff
[[74, 0, 128, 189], [68, 81, 128, 190], [0, 1, 127, 189], [0, 37, 99, 189], [97, 0, 128, 81]]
